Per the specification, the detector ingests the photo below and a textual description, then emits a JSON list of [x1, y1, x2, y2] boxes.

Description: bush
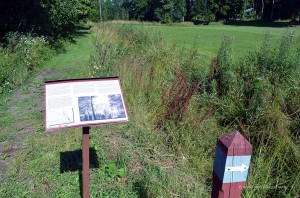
[[192, 13, 215, 25], [0, 0, 90, 43], [0, 32, 50, 93]]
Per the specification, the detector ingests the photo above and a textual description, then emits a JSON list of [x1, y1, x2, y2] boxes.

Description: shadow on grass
[[71, 25, 91, 39], [74, 25, 91, 37], [51, 25, 91, 52], [133, 181, 148, 198], [223, 20, 300, 28], [60, 148, 99, 197]]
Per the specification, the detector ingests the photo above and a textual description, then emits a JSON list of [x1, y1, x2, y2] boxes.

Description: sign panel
[[44, 77, 128, 130], [213, 145, 251, 183]]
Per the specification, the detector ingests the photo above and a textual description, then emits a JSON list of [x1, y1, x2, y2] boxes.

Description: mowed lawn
[[147, 23, 300, 61]]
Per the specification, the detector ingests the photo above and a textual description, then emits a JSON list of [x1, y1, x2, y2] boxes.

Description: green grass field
[[0, 22, 299, 197], [148, 22, 300, 60]]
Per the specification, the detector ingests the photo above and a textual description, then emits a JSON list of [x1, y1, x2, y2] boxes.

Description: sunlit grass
[[146, 22, 300, 62]]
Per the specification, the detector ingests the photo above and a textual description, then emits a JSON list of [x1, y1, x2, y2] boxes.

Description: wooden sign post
[[211, 131, 252, 198], [82, 127, 90, 198]]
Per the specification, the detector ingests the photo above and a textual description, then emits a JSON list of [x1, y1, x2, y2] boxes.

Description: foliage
[[87, 22, 213, 197], [104, 163, 126, 179], [123, 0, 150, 20], [100, 0, 300, 23], [3, 0, 295, 25], [0, 32, 50, 93], [88, 25, 126, 77], [39, 0, 81, 40], [0, 0, 95, 43]]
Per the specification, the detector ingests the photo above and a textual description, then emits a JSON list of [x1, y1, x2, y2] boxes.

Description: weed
[[157, 69, 200, 128], [104, 163, 126, 180]]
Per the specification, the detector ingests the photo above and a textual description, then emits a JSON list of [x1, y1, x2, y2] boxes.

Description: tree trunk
[[261, 0, 264, 19], [242, 0, 247, 19], [90, 96, 96, 120], [99, 0, 102, 23], [270, 0, 275, 20], [203, 0, 208, 9]]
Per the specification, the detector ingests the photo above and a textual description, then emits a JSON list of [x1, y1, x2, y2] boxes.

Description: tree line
[[1, 0, 300, 42], [100, 0, 300, 23]]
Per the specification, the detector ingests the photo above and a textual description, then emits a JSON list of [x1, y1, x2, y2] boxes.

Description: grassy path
[[44, 30, 92, 80], [0, 29, 93, 197], [0, 26, 145, 198]]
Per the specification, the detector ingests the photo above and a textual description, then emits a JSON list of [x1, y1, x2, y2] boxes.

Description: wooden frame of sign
[[44, 77, 129, 131]]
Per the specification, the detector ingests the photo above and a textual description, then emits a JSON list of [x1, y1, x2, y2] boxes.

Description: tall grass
[[88, 23, 299, 197], [208, 29, 300, 197], [89, 23, 213, 197]]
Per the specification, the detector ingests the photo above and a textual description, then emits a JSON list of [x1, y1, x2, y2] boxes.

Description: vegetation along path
[[0, 29, 92, 196]]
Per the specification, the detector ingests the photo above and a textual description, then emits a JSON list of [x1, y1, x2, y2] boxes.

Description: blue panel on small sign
[[213, 145, 251, 183], [223, 155, 251, 183]]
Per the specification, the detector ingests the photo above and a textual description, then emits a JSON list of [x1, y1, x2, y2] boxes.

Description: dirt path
[[0, 30, 92, 182], [0, 69, 62, 180]]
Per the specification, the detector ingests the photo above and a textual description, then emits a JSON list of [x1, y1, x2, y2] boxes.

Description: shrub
[[156, 69, 200, 128], [0, 32, 50, 93], [87, 26, 125, 76], [192, 13, 215, 25]]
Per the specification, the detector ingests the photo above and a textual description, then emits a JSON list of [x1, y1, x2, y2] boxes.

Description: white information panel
[[44, 77, 128, 130]]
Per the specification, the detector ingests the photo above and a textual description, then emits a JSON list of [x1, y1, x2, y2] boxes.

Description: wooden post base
[[82, 127, 90, 198]]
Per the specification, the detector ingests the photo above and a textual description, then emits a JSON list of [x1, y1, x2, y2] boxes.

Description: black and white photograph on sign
[[78, 94, 126, 122]]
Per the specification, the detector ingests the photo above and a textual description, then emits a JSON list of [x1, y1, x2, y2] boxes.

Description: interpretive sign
[[44, 77, 128, 198], [44, 77, 128, 130], [211, 131, 252, 198]]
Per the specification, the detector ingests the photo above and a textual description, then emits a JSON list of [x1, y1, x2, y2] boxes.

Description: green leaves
[[0, 32, 51, 92], [104, 163, 126, 179]]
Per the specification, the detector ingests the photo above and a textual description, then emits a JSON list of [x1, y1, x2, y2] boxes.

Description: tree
[[40, 0, 81, 39], [273, 0, 300, 21], [213, 0, 245, 20], [191, 0, 216, 22], [154, 0, 172, 23], [172, 0, 186, 22], [123, 0, 151, 20], [185, 0, 192, 20], [0, 0, 94, 42], [0, 0, 44, 39]]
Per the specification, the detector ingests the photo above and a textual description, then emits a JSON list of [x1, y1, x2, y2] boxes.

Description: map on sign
[[44, 77, 128, 130]]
